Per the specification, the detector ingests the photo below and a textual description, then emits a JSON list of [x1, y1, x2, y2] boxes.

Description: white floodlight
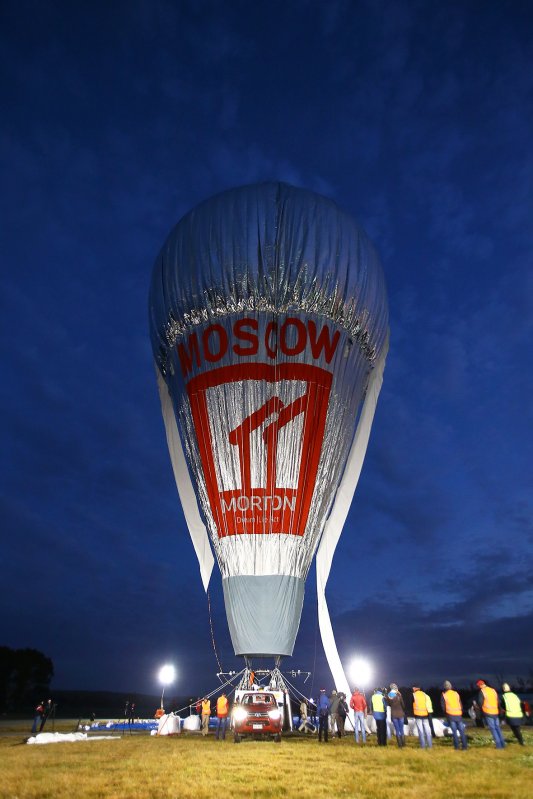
[[348, 657, 373, 691], [158, 664, 176, 710]]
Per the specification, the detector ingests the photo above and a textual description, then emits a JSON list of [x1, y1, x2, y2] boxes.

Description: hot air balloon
[[149, 183, 388, 695]]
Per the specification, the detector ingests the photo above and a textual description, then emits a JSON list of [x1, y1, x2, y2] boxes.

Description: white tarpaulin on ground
[[27, 732, 119, 744]]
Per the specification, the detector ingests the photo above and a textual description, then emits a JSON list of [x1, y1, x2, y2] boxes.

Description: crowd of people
[[299, 679, 529, 749], [189, 678, 530, 748]]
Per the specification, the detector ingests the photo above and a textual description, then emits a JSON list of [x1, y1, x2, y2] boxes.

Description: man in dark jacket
[[317, 689, 330, 742], [329, 690, 340, 736], [387, 684, 406, 747]]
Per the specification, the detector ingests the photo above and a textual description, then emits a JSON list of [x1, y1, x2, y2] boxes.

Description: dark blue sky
[[1, 0, 532, 697]]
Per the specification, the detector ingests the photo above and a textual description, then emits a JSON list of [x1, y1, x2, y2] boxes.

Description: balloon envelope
[[149, 182, 388, 657]]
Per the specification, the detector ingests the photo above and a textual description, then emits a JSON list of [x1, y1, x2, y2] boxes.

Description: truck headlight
[[268, 709, 281, 721], [233, 707, 247, 723]]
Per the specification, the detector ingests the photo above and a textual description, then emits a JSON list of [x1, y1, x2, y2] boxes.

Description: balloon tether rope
[[207, 588, 223, 673]]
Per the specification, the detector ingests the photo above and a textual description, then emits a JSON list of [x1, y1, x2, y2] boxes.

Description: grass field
[[1, 721, 532, 799]]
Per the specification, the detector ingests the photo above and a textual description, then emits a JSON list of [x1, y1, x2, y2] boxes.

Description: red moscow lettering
[[177, 332, 200, 376], [203, 324, 228, 362], [233, 318, 259, 356], [176, 316, 340, 377], [265, 321, 278, 359], [280, 317, 306, 356], [308, 320, 340, 364]]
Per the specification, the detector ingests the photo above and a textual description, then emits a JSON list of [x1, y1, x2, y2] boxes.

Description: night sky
[[1, 1, 532, 699]]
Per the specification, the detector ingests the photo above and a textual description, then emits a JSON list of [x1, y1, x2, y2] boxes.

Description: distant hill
[[50, 690, 198, 719]]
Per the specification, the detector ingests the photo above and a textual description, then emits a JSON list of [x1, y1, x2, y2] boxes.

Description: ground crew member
[[31, 701, 45, 734], [441, 680, 467, 749], [201, 697, 211, 736], [412, 686, 432, 748], [215, 692, 229, 740], [476, 679, 505, 748], [501, 683, 524, 745], [317, 688, 330, 742], [350, 687, 368, 744], [371, 688, 387, 746]]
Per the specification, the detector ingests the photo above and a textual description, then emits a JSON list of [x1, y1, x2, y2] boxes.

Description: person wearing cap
[[387, 684, 406, 748], [476, 680, 505, 749], [201, 697, 211, 736], [317, 688, 330, 742], [412, 686, 432, 749], [441, 681, 467, 750], [350, 687, 368, 744], [501, 683, 524, 745], [371, 688, 387, 746]]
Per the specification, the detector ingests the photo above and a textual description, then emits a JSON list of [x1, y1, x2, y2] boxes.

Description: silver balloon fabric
[[149, 183, 388, 657]]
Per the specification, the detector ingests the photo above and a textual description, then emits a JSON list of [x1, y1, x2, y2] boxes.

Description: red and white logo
[[187, 362, 332, 538]]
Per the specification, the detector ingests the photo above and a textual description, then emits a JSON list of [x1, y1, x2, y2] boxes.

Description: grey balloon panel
[[223, 574, 305, 657]]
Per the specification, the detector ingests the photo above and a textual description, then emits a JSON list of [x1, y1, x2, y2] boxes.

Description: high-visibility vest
[[443, 689, 462, 716], [413, 690, 428, 717], [502, 692, 523, 719], [202, 699, 211, 715], [426, 695, 433, 714], [216, 696, 229, 717], [480, 686, 499, 715], [372, 693, 385, 713]]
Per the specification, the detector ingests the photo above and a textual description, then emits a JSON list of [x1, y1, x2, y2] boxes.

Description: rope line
[[207, 588, 224, 673]]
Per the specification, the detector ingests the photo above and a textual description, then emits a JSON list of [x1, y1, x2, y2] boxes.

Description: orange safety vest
[[480, 685, 499, 716], [442, 689, 462, 716], [413, 690, 428, 717], [216, 696, 229, 717]]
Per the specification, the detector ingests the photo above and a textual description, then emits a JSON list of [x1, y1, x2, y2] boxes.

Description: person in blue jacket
[[317, 688, 331, 742]]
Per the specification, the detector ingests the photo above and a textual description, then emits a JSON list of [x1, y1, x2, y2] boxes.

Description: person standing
[[40, 699, 53, 732], [441, 681, 468, 750], [31, 701, 45, 734], [298, 699, 310, 732], [215, 692, 229, 740], [371, 688, 387, 746], [412, 686, 432, 749], [476, 680, 505, 749], [387, 684, 406, 748], [501, 683, 524, 746], [335, 693, 348, 738], [329, 690, 340, 737], [317, 688, 330, 742], [201, 697, 211, 736], [350, 687, 367, 744]]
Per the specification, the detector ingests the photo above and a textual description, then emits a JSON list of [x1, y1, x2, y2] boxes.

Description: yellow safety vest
[[502, 692, 523, 719], [413, 690, 428, 717], [201, 700, 211, 715], [372, 693, 385, 713], [216, 696, 229, 717], [480, 686, 498, 715], [443, 689, 462, 716]]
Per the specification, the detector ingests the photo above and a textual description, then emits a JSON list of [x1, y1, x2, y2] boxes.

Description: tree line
[[0, 646, 53, 711]]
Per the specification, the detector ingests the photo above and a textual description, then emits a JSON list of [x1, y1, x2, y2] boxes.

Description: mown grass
[[1, 725, 532, 799]]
